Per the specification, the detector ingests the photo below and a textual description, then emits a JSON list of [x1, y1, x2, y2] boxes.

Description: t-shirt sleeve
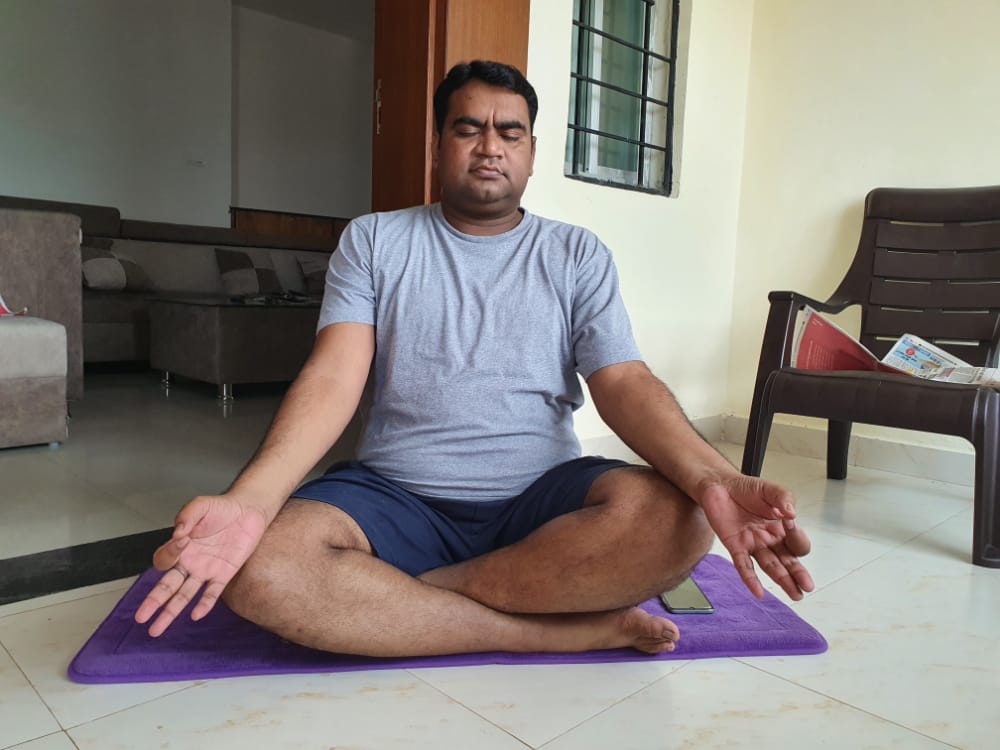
[[572, 236, 643, 379], [317, 216, 377, 331]]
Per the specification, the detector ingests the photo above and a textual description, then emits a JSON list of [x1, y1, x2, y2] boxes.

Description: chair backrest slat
[[873, 246, 1000, 280], [839, 188, 1000, 367], [870, 278, 1000, 309], [876, 220, 1000, 251], [865, 307, 997, 340]]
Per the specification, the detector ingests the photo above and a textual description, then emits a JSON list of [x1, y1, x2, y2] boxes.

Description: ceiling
[[233, 0, 374, 43]]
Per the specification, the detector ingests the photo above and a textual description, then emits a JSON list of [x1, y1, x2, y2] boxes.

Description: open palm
[[699, 476, 814, 600], [134, 495, 269, 637]]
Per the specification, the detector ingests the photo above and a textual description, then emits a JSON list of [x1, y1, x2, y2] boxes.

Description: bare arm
[[134, 322, 375, 634], [586, 360, 742, 503], [227, 321, 376, 524], [587, 360, 813, 599]]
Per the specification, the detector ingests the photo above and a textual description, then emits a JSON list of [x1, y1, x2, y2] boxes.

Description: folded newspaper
[[791, 306, 1000, 386], [0, 291, 28, 317]]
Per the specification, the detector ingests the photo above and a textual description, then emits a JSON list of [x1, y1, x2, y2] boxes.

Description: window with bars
[[565, 0, 680, 195]]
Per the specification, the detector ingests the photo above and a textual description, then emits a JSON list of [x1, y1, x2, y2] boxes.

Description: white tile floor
[[2, 372, 998, 749]]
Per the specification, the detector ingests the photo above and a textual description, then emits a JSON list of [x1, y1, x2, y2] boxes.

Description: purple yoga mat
[[68, 554, 826, 684]]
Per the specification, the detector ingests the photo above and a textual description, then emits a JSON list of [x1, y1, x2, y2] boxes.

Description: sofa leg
[[218, 383, 233, 401], [161, 370, 171, 386]]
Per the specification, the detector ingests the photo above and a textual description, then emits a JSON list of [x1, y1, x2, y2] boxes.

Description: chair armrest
[[767, 290, 857, 317], [745, 291, 861, 444], [986, 314, 1000, 367]]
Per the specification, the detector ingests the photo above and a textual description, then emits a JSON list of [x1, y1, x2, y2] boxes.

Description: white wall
[[728, 0, 1000, 449], [0, 0, 373, 226], [525, 0, 755, 441], [233, 5, 373, 218], [0, 0, 232, 226]]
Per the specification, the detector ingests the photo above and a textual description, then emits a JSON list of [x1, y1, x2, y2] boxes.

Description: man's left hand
[[698, 475, 814, 600]]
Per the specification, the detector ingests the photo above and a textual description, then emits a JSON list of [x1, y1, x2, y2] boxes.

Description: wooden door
[[371, 0, 438, 211], [371, 0, 530, 212]]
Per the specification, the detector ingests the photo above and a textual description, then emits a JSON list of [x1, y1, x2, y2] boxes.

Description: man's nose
[[477, 129, 503, 157]]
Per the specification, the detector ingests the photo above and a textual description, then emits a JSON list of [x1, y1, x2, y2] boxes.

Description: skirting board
[[580, 415, 974, 488], [721, 415, 974, 487]]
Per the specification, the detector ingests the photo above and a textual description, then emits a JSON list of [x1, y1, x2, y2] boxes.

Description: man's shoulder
[[524, 209, 600, 241], [522, 209, 607, 257], [339, 205, 436, 251]]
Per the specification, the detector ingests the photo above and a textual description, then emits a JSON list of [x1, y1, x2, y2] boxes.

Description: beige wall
[[728, 0, 1000, 448], [525, 0, 755, 440], [527, 0, 1000, 451]]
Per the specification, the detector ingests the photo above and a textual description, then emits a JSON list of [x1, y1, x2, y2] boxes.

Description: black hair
[[432, 60, 538, 134]]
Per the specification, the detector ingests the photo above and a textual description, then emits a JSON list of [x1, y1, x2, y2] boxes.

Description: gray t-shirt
[[319, 203, 642, 500]]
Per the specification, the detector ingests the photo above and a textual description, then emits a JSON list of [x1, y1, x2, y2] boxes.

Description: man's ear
[[431, 131, 440, 168], [529, 135, 537, 176]]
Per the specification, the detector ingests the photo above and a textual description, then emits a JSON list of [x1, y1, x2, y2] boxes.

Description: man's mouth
[[471, 164, 503, 178]]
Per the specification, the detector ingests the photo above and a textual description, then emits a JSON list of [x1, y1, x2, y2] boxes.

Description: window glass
[[566, 0, 679, 194]]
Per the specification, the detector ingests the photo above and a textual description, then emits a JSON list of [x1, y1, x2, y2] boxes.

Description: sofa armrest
[[0, 209, 83, 399]]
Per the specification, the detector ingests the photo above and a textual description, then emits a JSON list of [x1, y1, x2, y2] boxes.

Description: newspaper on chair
[[791, 306, 1000, 387]]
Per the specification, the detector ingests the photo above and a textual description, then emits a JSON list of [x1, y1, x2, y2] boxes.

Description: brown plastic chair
[[741, 185, 1000, 568]]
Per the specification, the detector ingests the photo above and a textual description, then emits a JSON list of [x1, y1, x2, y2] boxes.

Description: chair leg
[[827, 420, 852, 480], [972, 403, 1000, 568], [742, 403, 775, 477]]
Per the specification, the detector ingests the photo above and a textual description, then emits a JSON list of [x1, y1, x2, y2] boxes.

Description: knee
[[600, 468, 714, 575], [674, 503, 714, 575], [606, 468, 712, 542], [682, 501, 715, 558], [223, 500, 370, 620], [221, 547, 284, 622], [644, 492, 713, 580]]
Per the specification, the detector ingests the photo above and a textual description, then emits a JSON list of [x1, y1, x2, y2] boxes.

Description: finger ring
[[172, 565, 190, 581]]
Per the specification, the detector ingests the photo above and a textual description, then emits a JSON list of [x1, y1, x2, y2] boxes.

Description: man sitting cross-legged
[[135, 60, 813, 657]]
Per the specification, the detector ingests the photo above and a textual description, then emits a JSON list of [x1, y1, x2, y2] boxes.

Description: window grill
[[566, 0, 680, 195]]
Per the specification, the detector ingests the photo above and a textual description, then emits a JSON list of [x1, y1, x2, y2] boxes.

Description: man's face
[[433, 80, 536, 221]]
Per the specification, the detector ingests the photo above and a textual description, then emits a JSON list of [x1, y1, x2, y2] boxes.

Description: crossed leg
[[222, 466, 714, 657]]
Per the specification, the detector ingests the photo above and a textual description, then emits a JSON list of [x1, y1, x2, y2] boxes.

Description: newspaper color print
[[791, 306, 1000, 387], [881, 333, 971, 374], [0, 291, 28, 317]]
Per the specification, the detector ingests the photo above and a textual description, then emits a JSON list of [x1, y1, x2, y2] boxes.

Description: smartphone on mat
[[659, 577, 714, 614]]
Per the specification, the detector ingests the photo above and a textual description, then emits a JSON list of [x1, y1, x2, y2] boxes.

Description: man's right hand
[[134, 494, 269, 637]]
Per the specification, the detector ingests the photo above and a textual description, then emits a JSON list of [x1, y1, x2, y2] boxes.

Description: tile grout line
[[0, 729, 78, 750], [408, 662, 696, 750], [1, 593, 197, 738], [57, 682, 202, 735], [533, 660, 701, 749], [750, 483, 977, 601], [4, 630, 200, 736], [405, 669, 535, 748], [0, 637, 63, 744], [735, 659, 964, 749], [0, 582, 136, 622]]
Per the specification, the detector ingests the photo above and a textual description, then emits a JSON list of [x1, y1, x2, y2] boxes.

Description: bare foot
[[610, 607, 680, 654], [527, 606, 679, 655]]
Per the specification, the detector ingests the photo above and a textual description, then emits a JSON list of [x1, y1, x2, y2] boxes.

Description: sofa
[[0, 195, 339, 369], [0, 208, 81, 446], [0, 207, 83, 401]]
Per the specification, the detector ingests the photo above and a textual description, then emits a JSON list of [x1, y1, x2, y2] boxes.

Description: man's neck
[[440, 203, 524, 236]]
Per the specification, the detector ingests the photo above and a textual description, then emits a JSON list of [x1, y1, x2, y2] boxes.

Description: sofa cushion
[[297, 254, 329, 296], [81, 246, 154, 292], [215, 248, 281, 296]]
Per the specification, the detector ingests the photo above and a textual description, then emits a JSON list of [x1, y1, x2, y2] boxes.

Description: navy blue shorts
[[291, 456, 630, 576]]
